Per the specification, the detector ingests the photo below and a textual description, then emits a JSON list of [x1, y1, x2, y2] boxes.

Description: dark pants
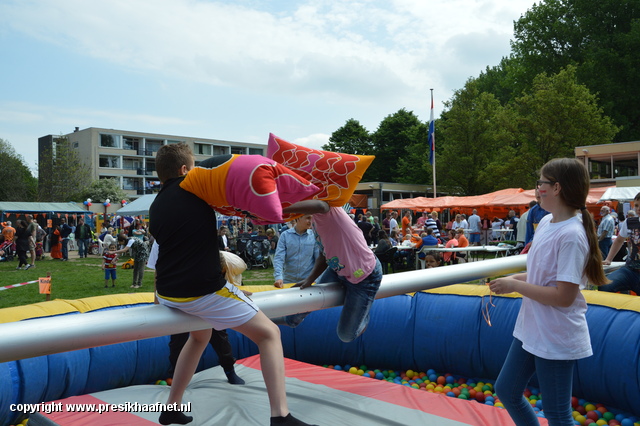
[[168, 330, 235, 376], [61, 239, 69, 260]]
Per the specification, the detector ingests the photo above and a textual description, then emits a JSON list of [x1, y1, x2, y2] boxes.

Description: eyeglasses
[[482, 278, 495, 327], [536, 180, 556, 188]]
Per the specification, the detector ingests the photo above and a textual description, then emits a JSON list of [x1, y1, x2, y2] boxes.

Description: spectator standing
[[357, 214, 374, 246], [517, 203, 534, 247], [74, 217, 92, 258], [426, 212, 442, 239], [389, 212, 399, 236], [467, 209, 482, 245], [59, 218, 73, 261], [273, 214, 319, 288], [266, 228, 279, 266], [113, 233, 149, 288], [50, 225, 63, 260], [525, 195, 550, 245], [25, 214, 37, 269], [401, 211, 412, 236], [597, 206, 615, 259], [218, 226, 232, 251], [14, 220, 30, 270], [382, 211, 391, 233]]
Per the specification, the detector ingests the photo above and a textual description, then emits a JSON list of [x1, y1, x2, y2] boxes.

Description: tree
[[323, 119, 373, 155], [80, 178, 129, 205], [490, 66, 619, 189], [437, 80, 504, 195], [0, 138, 37, 201], [510, 0, 640, 141], [368, 109, 428, 182], [38, 136, 92, 202]]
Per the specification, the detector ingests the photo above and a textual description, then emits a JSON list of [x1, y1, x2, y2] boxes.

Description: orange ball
[[166, 378, 173, 386], [437, 376, 446, 385]]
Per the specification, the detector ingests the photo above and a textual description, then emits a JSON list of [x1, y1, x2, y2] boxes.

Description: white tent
[[599, 187, 640, 202], [116, 194, 157, 216]]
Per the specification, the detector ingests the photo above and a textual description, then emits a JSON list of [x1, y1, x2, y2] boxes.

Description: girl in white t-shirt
[[488, 158, 608, 425]]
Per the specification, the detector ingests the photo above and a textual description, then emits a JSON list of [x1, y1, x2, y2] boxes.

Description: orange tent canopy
[[380, 186, 616, 217]]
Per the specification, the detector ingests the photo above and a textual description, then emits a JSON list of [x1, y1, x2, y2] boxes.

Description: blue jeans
[[77, 238, 90, 257], [61, 239, 69, 260], [495, 339, 575, 426], [600, 266, 640, 294], [598, 237, 612, 259], [285, 258, 383, 342]]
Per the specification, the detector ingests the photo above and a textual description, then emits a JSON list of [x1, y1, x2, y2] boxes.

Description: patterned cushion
[[267, 133, 374, 206], [180, 154, 319, 224]]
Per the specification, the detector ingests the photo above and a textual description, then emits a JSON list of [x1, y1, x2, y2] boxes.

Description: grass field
[[0, 254, 275, 309]]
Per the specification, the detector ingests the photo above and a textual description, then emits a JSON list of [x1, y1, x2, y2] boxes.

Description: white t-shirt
[[389, 218, 399, 233], [513, 214, 592, 360]]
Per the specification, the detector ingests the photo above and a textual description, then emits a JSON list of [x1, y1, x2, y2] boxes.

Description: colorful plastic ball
[[166, 378, 172, 386], [603, 412, 615, 421], [535, 400, 543, 409], [586, 411, 600, 421], [357, 369, 365, 376], [574, 414, 586, 425], [349, 367, 358, 374], [375, 372, 384, 380], [621, 419, 634, 426], [333, 365, 343, 370]]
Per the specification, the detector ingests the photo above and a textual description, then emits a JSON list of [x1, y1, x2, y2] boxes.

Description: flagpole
[[429, 89, 436, 198]]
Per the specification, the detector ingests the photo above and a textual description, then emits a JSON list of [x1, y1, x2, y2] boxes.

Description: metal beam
[[0, 256, 527, 363]]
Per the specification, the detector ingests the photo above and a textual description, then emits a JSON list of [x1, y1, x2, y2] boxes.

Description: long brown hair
[[540, 158, 609, 286]]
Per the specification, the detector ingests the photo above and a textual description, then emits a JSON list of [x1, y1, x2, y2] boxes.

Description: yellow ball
[[357, 369, 364, 376], [574, 415, 586, 425], [495, 402, 504, 408], [584, 404, 596, 412], [349, 367, 358, 374], [406, 369, 415, 378], [596, 420, 608, 426]]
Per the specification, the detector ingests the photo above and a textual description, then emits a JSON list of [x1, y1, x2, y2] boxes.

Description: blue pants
[[284, 258, 383, 342], [61, 239, 69, 260], [104, 268, 117, 280], [600, 266, 640, 294], [495, 338, 575, 426], [77, 238, 90, 257], [598, 237, 612, 260]]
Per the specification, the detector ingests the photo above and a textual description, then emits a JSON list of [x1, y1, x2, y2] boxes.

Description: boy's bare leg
[[233, 311, 288, 417], [165, 328, 212, 405]]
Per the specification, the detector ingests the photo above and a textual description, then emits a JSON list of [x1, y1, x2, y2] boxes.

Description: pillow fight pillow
[[267, 133, 375, 207], [180, 154, 319, 224]]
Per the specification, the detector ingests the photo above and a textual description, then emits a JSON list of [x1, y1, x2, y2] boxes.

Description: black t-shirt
[[149, 177, 225, 298]]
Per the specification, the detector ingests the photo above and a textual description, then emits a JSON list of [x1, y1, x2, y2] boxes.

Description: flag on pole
[[428, 91, 435, 165]]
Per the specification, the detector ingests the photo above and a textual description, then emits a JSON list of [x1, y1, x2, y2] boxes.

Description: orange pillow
[[267, 133, 374, 207]]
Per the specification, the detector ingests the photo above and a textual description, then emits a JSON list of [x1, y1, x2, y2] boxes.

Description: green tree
[[437, 80, 504, 195], [80, 178, 129, 205], [38, 136, 92, 202], [0, 138, 37, 201], [369, 109, 427, 182], [491, 66, 619, 189], [323, 119, 373, 155], [510, 0, 640, 140]]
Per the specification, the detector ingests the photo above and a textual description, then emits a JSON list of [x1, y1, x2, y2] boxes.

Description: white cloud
[[293, 133, 331, 150]]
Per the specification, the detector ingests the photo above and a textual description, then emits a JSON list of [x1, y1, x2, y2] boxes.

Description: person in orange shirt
[[455, 228, 469, 263], [443, 229, 458, 264], [1, 221, 15, 243], [401, 211, 412, 236]]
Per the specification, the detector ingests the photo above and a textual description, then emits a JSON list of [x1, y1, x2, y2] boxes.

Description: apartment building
[[39, 127, 267, 198]]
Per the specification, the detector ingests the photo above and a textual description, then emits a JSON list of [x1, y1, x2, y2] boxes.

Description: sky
[[0, 0, 537, 175]]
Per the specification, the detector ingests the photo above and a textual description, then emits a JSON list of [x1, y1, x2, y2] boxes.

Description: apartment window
[[123, 136, 141, 151], [194, 143, 212, 156], [122, 158, 142, 170], [146, 139, 163, 153], [123, 177, 142, 190], [213, 145, 229, 155], [166, 139, 182, 145], [99, 155, 120, 168], [230, 146, 246, 155], [249, 148, 264, 155], [146, 159, 156, 173], [100, 134, 121, 148]]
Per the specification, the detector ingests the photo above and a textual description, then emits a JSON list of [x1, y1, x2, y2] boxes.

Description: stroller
[[0, 240, 15, 262], [236, 235, 270, 269]]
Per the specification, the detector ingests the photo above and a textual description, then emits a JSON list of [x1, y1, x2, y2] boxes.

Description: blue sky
[[0, 0, 536, 175]]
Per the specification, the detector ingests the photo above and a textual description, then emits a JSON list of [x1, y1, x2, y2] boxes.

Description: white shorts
[[158, 282, 259, 330]]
